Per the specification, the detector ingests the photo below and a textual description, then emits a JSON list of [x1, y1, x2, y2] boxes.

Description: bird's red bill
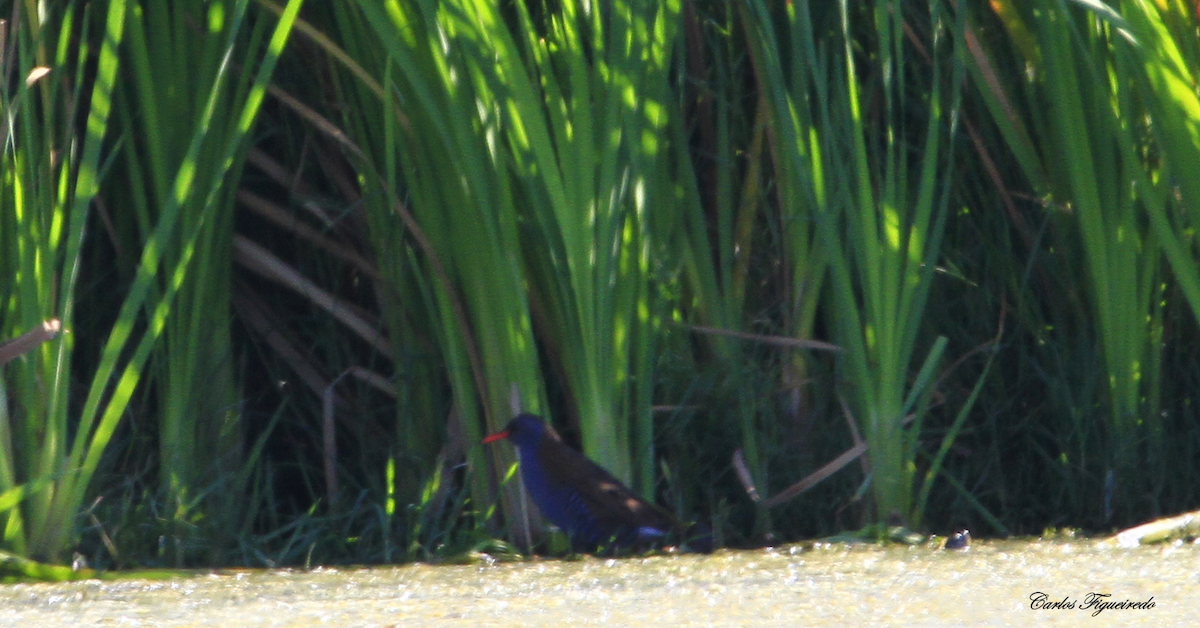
[[481, 429, 509, 444]]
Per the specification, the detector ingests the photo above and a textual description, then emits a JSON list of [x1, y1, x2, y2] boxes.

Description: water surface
[[0, 540, 1190, 627]]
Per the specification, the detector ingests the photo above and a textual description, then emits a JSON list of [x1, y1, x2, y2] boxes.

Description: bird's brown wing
[[539, 439, 677, 536]]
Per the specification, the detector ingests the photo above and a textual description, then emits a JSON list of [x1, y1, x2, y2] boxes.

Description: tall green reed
[[497, 0, 683, 496], [323, 0, 689, 547], [117, 0, 302, 562], [970, 0, 1176, 520], [329, 0, 549, 548], [749, 0, 961, 524], [1119, 4, 1200, 330], [731, 0, 833, 531], [0, 0, 131, 562], [0, 0, 302, 564]]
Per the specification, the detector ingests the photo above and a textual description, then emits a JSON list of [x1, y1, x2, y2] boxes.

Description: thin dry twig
[[684, 323, 842, 353], [0, 319, 63, 368], [761, 442, 869, 509], [234, 234, 391, 355]]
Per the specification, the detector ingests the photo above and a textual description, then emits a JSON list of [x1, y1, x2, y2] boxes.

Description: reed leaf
[[969, 0, 1171, 518], [0, 0, 128, 561], [818, 0, 961, 523]]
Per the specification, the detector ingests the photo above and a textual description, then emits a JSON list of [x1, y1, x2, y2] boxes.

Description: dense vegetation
[[2, 0, 1199, 569]]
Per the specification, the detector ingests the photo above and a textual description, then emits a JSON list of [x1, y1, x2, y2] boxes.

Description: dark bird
[[944, 529, 971, 550], [483, 413, 711, 553]]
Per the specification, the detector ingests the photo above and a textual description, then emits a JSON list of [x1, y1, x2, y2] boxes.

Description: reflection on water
[[0, 540, 1190, 627]]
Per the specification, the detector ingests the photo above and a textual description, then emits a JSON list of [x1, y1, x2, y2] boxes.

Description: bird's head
[[481, 413, 552, 450]]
